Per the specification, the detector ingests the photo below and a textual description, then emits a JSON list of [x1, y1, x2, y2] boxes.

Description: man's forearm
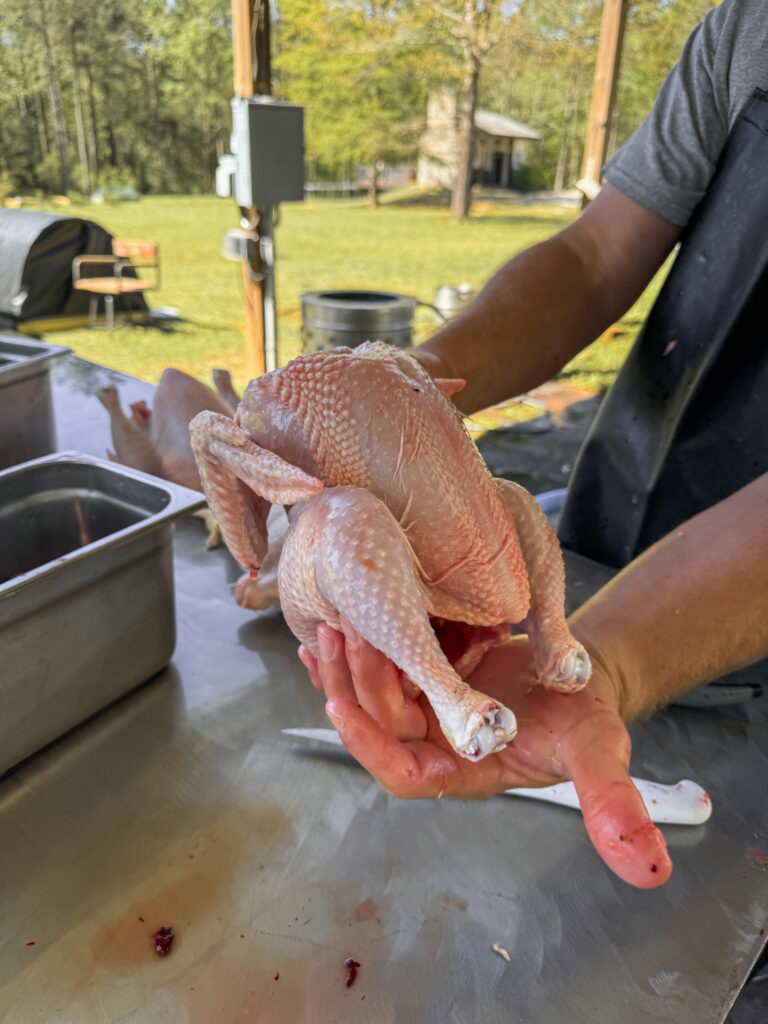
[[416, 185, 680, 415], [417, 240, 606, 413], [568, 474, 768, 722]]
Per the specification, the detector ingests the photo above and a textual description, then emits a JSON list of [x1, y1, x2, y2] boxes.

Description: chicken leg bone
[[495, 479, 591, 691]]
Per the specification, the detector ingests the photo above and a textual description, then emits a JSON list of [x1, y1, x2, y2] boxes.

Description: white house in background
[[417, 92, 540, 190]]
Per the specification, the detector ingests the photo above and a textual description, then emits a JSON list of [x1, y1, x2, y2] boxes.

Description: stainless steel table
[[1, 355, 766, 1023]]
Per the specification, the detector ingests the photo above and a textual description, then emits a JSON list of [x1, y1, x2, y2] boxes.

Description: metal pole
[[260, 206, 277, 373]]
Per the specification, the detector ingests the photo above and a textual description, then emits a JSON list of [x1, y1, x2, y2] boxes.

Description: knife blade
[[281, 727, 712, 825]]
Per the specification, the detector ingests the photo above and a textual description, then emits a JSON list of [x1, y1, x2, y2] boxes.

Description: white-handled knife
[[282, 727, 712, 826]]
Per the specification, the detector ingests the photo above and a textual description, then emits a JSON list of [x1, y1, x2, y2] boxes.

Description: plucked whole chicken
[[190, 342, 591, 761]]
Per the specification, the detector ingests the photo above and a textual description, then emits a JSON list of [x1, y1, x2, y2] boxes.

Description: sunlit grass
[[36, 193, 665, 396]]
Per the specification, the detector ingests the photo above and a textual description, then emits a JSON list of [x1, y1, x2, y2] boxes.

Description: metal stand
[[260, 206, 277, 373], [87, 295, 115, 330]]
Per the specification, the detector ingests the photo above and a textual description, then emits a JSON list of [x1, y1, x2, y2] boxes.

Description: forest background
[[1, 0, 717, 202]]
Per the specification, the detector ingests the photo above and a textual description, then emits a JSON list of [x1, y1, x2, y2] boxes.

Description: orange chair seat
[[73, 278, 155, 295]]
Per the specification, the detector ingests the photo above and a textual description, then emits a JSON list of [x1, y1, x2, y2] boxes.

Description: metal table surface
[[1, 355, 767, 1023]]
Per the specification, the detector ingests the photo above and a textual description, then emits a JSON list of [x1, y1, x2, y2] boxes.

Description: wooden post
[[451, 51, 480, 223], [579, 0, 630, 206], [231, 0, 271, 379]]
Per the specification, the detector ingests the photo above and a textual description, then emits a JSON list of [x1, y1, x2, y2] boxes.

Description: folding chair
[[72, 238, 160, 329]]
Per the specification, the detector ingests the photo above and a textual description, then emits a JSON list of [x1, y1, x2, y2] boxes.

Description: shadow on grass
[[468, 212, 575, 232], [381, 187, 578, 212], [380, 190, 575, 234], [381, 189, 453, 208], [147, 307, 186, 329]]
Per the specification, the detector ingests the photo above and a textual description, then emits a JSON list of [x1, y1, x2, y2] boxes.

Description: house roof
[[474, 109, 540, 141]]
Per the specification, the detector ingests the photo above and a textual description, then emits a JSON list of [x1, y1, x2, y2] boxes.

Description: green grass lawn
[[36, 192, 665, 397]]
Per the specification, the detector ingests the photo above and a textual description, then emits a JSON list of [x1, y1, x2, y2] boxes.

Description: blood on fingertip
[[650, 864, 658, 873], [250, 567, 258, 580]]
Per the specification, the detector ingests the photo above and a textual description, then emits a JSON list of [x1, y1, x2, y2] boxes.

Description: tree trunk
[[570, 93, 589, 186], [17, 95, 37, 183], [82, 58, 99, 184], [102, 77, 119, 168], [553, 137, 567, 193], [451, 50, 480, 222], [368, 161, 380, 207], [37, 0, 71, 194], [14, 50, 38, 179], [34, 90, 49, 160], [553, 96, 571, 193], [70, 32, 91, 194], [145, 47, 164, 191]]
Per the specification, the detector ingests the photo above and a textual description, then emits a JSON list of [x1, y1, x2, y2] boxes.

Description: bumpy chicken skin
[[190, 342, 590, 760]]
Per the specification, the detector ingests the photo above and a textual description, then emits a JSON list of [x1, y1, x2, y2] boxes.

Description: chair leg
[[105, 294, 115, 331], [89, 295, 98, 328]]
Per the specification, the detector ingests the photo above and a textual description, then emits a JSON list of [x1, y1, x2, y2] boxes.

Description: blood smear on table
[[747, 848, 768, 868], [344, 958, 361, 987], [153, 926, 175, 956]]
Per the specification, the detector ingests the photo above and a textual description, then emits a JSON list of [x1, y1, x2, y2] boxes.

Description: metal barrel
[[432, 283, 475, 324], [301, 290, 417, 353]]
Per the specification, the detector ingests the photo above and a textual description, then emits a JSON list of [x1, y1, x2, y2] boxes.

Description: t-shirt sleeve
[[604, 3, 730, 227]]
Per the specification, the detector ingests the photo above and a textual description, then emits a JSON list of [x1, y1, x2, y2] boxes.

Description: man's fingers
[[567, 725, 672, 888], [309, 620, 426, 741], [315, 622, 357, 702], [325, 696, 511, 799], [326, 697, 457, 798], [297, 645, 322, 690], [339, 618, 427, 741]]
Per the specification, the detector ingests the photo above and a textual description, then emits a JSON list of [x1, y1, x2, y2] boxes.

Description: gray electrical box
[[231, 97, 304, 207]]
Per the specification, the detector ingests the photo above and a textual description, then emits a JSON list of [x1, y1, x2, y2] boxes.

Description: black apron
[[558, 88, 768, 569]]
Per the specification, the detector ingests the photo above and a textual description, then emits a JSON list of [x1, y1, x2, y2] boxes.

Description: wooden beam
[[231, 0, 270, 379], [231, 0, 254, 99], [579, 0, 630, 205]]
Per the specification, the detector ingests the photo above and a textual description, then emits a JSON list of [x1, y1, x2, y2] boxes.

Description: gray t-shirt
[[604, 0, 768, 227]]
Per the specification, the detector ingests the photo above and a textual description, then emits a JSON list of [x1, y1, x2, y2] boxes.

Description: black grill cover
[[0, 210, 148, 327]]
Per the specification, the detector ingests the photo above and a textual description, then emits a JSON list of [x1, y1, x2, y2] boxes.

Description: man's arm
[[303, 474, 767, 887], [416, 183, 681, 415], [570, 473, 768, 721]]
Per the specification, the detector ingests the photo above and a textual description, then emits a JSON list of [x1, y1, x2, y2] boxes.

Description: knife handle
[[505, 777, 712, 825]]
